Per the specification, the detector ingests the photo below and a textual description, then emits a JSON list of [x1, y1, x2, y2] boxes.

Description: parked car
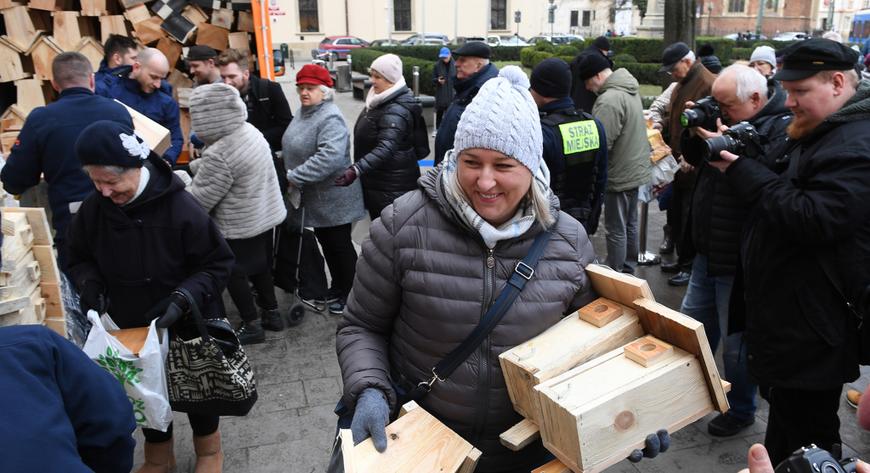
[[310, 36, 369, 60], [772, 31, 810, 41], [450, 36, 487, 46], [493, 35, 529, 47], [723, 32, 768, 40], [401, 33, 449, 45], [369, 39, 401, 47], [527, 35, 583, 45]]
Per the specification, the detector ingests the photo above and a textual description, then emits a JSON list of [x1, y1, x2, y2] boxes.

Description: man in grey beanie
[[578, 53, 651, 273]]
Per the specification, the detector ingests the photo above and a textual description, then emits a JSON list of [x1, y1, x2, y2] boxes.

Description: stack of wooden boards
[[0, 206, 65, 335], [500, 264, 730, 473], [0, 0, 257, 158]]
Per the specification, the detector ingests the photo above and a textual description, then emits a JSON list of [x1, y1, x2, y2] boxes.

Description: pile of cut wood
[[0, 0, 257, 159], [0, 205, 65, 336]]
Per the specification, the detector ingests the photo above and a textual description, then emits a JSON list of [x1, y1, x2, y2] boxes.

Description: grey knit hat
[[453, 66, 542, 173], [189, 82, 248, 145]]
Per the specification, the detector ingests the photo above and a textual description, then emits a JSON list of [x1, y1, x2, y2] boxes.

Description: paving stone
[[249, 380, 307, 413], [303, 376, 343, 407], [633, 438, 751, 472]]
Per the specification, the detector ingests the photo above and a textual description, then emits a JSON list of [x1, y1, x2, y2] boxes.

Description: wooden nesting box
[[0, 37, 31, 83], [114, 99, 171, 156], [99, 15, 129, 43], [75, 37, 104, 70], [2, 6, 42, 51], [340, 401, 481, 473], [195, 22, 228, 50], [499, 298, 644, 448], [79, 0, 107, 16], [25, 35, 63, 81]]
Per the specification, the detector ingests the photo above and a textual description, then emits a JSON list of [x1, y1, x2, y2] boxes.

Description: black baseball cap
[[659, 42, 691, 73], [453, 41, 491, 59], [772, 38, 860, 81], [188, 45, 217, 61]]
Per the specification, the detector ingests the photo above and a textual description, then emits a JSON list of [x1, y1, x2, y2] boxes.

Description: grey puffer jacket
[[336, 168, 596, 472], [282, 100, 365, 228]]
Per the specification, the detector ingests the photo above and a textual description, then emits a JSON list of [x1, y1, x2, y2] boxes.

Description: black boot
[[236, 320, 265, 345], [261, 309, 284, 332], [659, 225, 674, 254]]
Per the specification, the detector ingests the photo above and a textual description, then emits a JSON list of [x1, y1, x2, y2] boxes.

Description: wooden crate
[[114, 99, 171, 156], [498, 298, 644, 450], [340, 401, 481, 473]]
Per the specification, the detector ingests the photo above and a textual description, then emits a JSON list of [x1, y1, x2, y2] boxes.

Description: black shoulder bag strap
[[408, 230, 553, 401], [815, 254, 870, 363]]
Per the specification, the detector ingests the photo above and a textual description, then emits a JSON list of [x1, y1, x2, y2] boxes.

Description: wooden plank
[[123, 3, 150, 25], [0, 38, 30, 83], [0, 0, 24, 9], [28, 287, 46, 323], [5, 207, 52, 245], [0, 310, 23, 327], [0, 104, 27, 132], [51, 11, 82, 50], [115, 99, 171, 156], [624, 335, 674, 367], [41, 282, 63, 317], [118, 0, 146, 8], [236, 10, 253, 32], [499, 302, 643, 424], [633, 298, 729, 413], [74, 37, 104, 70], [0, 296, 31, 315], [210, 8, 233, 29], [398, 400, 419, 417], [0, 132, 18, 156], [341, 404, 476, 473], [2, 6, 40, 51], [99, 15, 128, 43], [499, 418, 540, 451], [156, 36, 181, 67], [457, 448, 481, 473], [195, 22, 228, 51], [532, 459, 571, 473], [27, 0, 67, 12], [181, 4, 207, 26], [131, 15, 164, 45], [15, 78, 48, 114], [227, 31, 249, 54], [31, 245, 59, 283], [577, 297, 624, 327], [340, 429, 356, 473], [25, 36, 63, 81], [80, 0, 107, 16], [44, 316, 65, 336], [585, 264, 655, 307]]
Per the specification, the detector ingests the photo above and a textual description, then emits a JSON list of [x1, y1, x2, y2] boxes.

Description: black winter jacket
[[434, 63, 499, 165], [353, 86, 421, 193], [66, 156, 234, 329], [432, 58, 456, 109], [244, 76, 293, 153], [724, 80, 870, 390], [682, 81, 792, 276]]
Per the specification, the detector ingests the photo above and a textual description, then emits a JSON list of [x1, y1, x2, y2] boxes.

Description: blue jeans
[[680, 255, 757, 420]]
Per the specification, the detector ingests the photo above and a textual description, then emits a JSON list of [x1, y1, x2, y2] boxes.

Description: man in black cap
[[570, 36, 614, 113], [433, 41, 498, 165], [530, 57, 607, 236], [710, 38, 870, 465], [659, 42, 717, 286], [577, 52, 651, 274], [187, 45, 221, 87]]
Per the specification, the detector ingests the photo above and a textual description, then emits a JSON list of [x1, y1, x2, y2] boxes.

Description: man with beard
[[711, 38, 870, 465]]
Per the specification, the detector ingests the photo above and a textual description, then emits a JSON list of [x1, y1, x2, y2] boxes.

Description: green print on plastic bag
[[129, 396, 147, 426], [97, 346, 143, 386]]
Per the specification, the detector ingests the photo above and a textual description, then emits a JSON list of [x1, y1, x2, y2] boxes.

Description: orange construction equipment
[[251, 0, 274, 80]]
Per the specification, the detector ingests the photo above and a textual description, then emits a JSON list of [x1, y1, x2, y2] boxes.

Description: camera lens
[[703, 135, 736, 162], [820, 461, 841, 473], [681, 110, 702, 128]]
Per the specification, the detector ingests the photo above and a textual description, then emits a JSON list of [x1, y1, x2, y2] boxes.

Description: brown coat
[[666, 61, 716, 189], [336, 169, 596, 472]]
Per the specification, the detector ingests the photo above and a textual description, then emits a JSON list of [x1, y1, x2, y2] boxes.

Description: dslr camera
[[775, 445, 857, 473], [702, 121, 763, 162], [680, 96, 721, 130]]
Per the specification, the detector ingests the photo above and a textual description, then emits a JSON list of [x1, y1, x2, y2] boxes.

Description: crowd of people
[[1, 30, 870, 473]]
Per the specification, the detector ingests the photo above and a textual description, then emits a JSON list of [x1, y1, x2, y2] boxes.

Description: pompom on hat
[[453, 66, 542, 173]]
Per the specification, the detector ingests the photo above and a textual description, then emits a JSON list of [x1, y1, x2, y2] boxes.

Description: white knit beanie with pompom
[[452, 66, 543, 173]]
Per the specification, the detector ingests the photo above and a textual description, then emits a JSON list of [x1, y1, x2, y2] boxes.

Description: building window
[[394, 0, 411, 31], [298, 0, 319, 32], [727, 0, 745, 13], [571, 10, 579, 27], [582, 10, 592, 26], [764, 0, 778, 11], [491, 0, 507, 30]]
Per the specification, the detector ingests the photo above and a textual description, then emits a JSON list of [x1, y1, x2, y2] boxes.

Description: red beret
[[296, 64, 333, 87]]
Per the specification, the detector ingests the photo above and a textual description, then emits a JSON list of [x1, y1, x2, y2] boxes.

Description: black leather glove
[[145, 292, 191, 329], [627, 429, 671, 463], [79, 280, 109, 315], [334, 166, 358, 186]]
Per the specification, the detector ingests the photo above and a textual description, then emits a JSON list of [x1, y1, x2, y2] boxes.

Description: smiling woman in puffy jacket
[[335, 53, 422, 220], [335, 67, 596, 472]]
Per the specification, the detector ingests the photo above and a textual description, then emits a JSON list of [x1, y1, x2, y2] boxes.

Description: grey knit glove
[[627, 429, 671, 462], [350, 388, 389, 452]]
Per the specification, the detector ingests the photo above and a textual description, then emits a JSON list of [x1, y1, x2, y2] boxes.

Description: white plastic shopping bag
[[83, 310, 172, 432]]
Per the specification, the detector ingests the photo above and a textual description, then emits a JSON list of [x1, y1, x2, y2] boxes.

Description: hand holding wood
[[350, 388, 389, 452]]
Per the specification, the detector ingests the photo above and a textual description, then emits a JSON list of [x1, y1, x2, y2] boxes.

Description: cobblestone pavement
[[132, 64, 870, 472]]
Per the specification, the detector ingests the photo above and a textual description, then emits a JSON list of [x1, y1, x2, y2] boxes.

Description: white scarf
[[365, 77, 407, 110], [439, 149, 552, 249]]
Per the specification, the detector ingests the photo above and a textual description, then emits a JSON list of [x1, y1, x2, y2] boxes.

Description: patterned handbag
[[165, 288, 258, 416]]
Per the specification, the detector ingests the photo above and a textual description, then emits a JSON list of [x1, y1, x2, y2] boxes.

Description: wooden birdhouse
[[340, 401, 481, 473], [500, 264, 729, 473], [2, 6, 42, 51], [74, 37, 103, 71], [27, 0, 71, 12], [0, 37, 31, 83], [25, 35, 63, 81], [79, 0, 106, 16], [98, 16, 128, 44], [15, 78, 51, 114], [51, 11, 81, 50], [0, 105, 27, 134], [114, 100, 171, 157]]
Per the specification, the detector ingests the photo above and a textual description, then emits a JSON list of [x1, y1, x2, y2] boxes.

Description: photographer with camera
[[659, 42, 717, 286], [710, 38, 870, 465], [679, 64, 792, 438]]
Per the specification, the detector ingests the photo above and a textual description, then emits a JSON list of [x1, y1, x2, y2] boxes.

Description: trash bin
[[336, 64, 352, 93]]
